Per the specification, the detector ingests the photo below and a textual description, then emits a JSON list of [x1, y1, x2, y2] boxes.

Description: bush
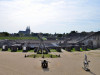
[[87, 48, 91, 51], [71, 48, 76, 52], [80, 48, 85, 51]]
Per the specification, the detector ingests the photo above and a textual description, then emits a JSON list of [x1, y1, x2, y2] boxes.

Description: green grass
[[28, 50, 34, 52], [12, 49, 34, 52], [0, 48, 2, 51], [80, 48, 92, 51], [42, 37, 47, 40], [0, 49, 35, 52], [70, 48, 92, 52], [0, 47, 92, 52], [8, 48, 11, 52], [0, 37, 38, 40], [28, 54, 59, 58], [80, 48, 85, 51], [71, 48, 76, 52], [87, 48, 91, 51], [50, 49, 57, 52], [17, 50, 23, 52], [0, 48, 11, 52]]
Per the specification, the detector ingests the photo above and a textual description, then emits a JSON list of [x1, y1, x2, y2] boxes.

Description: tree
[[19, 33, 24, 37], [81, 31, 87, 34], [13, 33, 20, 36], [0, 32, 10, 36], [70, 31, 78, 34], [57, 34, 63, 38]]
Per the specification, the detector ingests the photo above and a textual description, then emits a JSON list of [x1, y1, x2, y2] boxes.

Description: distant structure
[[18, 26, 31, 35], [60, 31, 100, 50]]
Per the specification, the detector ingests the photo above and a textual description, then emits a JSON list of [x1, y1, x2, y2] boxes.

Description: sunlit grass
[[71, 48, 76, 52], [8, 48, 11, 52], [87, 48, 91, 51], [0, 48, 2, 51], [71, 48, 91, 52], [17, 50, 23, 52], [50, 49, 57, 52], [28, 50, 34, 52], [80, 48, 85, 51], [0, 37, 38, 40]]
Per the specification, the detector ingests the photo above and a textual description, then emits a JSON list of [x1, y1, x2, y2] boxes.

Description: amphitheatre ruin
[[0, 31, 100, 75]]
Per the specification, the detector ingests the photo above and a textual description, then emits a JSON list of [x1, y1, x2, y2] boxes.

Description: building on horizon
[[18, 26, 31, 35]]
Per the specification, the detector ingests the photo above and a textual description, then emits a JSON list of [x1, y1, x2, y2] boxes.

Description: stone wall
[[81, 32, 100, 49]]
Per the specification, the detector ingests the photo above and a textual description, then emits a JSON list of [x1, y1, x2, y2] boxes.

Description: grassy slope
[[0, 37, 38, 40]]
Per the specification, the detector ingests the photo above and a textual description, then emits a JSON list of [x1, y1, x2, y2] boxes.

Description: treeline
[[0, 32, 10, 36], [0, 31, 94, 37]]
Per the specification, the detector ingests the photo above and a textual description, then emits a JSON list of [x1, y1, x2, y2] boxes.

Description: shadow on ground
[[43, 68, 49, 72], [82, 67, 96, 75], [88, 70, 96, 75]]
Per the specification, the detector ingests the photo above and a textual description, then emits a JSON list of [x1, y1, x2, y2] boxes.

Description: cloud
[[0, 0, 100, 33], [0, 0, 63, 26]]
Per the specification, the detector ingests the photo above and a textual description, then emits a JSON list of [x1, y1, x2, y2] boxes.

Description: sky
[[0, 0, 100, 34]]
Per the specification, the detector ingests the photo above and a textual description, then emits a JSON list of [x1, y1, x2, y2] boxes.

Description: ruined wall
[[0, 39, 59, 48], [82, 33, 100, 49]]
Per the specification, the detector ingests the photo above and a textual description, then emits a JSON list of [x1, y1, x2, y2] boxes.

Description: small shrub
[[71, 48, 76, 52], [87, 48, 91, 51], [80, 48, 85, 51]]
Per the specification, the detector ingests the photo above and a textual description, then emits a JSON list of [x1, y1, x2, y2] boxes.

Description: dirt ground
[[0, 49, 100, 75]]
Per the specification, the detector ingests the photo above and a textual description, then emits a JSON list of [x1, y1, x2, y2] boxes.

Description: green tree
[[57, 34, 63, 38], [70, 31, 78, 34], [0, 32, 10, 36]]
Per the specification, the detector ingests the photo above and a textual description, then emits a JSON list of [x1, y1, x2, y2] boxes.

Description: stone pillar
[[56, 47, 61, 52], [23, 46, 29, 52], [82, 45, 87, 50], [34, 47, 38, 52], [11, 45, 17, 52], [66, 46, 72, 51], [2, 45, 8, 51], [18, 46, 22, 50], [74, 45, 80, 51]]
